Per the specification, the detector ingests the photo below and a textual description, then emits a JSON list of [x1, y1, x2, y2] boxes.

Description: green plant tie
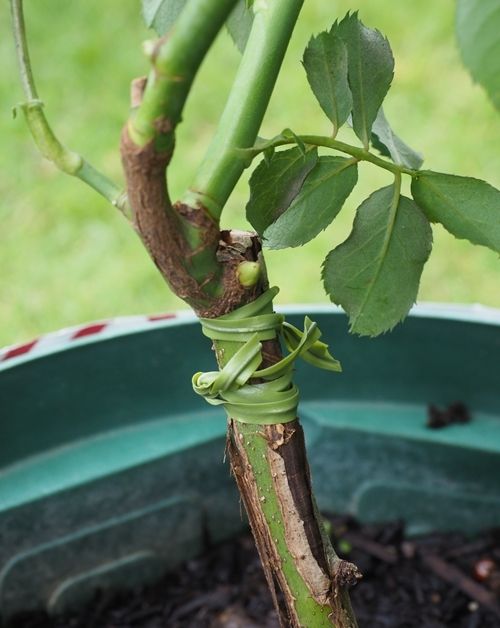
[[192, 287, 341, 424]]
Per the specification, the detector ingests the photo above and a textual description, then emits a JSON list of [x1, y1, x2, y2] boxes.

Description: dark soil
[[426, 401, 472, 430], [6, 515, 500, 628]]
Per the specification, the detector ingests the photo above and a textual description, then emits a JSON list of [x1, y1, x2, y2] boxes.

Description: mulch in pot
[[5, 514, 500, 628]]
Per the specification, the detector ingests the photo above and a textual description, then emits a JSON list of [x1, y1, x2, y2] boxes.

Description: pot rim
[[1, 301, 500, 371]]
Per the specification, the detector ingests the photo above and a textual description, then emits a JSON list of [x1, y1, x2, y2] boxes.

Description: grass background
[[1, 1, 499, 347]]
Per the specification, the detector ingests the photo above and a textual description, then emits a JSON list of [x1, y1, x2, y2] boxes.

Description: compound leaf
[[263, 156, 358, 249], [246, 147, 318, 235], [412, 171, 500, 253], [303, 30, 352, 133], [336, 12, 394, 148], [371, 108, 423, 170], [456, 0, 500, 111], [323, 186, 432, 336]]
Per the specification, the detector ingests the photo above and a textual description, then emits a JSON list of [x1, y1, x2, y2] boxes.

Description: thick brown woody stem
[[121, 126, 213, 308], [120, 125, 266, 317]]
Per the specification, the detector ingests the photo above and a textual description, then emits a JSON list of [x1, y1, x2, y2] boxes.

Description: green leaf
[[456, 0, 500, 111], [263, 156, 358, 249], [246, 147, 318, 235], [226, 0, 254, 52], [323, 186, 432, 336], [302, 31, 352, 133], [371, 108, 423, 170], [142, 0, 185, 35], [412, 171, 500, 253], [336, 12, 394, 148]]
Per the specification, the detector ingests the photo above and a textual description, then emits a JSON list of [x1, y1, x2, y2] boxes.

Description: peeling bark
[[267, 423, 332, 583], [267, 434, 332, 606]]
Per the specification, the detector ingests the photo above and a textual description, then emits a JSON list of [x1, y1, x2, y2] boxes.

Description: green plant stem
[[129, 0, 238, 150], [10, 0, 130, 217], [245, 133, 417, 178], [184, 0, 304, 219], [10, 0, 37, 100]]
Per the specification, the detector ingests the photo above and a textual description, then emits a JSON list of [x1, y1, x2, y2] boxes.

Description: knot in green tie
[[192, 287, 341, 424]]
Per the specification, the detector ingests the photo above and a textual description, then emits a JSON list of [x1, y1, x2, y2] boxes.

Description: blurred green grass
[[1, 1, 499, 347]]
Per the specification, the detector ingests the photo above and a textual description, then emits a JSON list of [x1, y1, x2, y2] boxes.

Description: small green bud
[[237, 261, 261, 288]]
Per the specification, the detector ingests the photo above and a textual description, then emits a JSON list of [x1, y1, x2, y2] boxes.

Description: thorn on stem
[[130, 76, 148, 109]]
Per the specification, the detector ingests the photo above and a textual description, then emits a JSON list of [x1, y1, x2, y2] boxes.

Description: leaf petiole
[[240, 133, 417, 178]]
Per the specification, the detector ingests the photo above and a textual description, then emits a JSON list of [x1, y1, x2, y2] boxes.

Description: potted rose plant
[[3, 0, 500, 625]]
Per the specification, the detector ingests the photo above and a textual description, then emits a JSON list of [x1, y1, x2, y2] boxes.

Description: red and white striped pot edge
[[2, 301, 499, 368]]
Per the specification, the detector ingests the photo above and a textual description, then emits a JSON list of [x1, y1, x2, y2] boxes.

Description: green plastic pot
[[1, 304, 499, 619]]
